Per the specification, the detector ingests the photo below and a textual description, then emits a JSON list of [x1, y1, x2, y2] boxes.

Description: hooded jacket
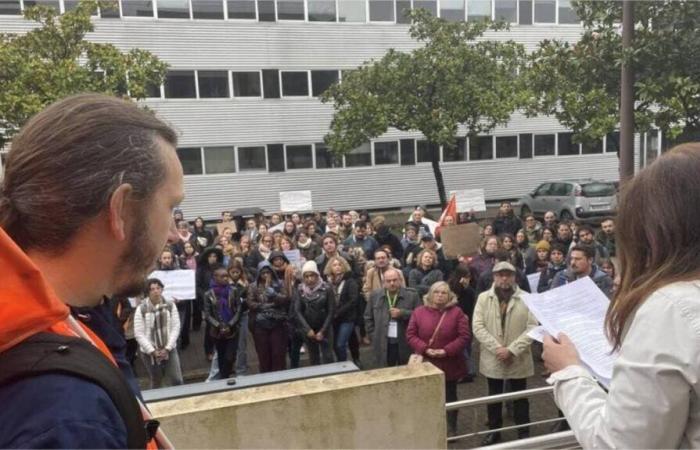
[[246, 261, 290, 328], [0, 228, 157, 448]]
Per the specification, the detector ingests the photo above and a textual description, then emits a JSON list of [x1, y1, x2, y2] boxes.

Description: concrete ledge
[[149, 363, 446, 449]]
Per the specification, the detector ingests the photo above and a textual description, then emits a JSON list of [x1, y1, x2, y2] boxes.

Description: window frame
[[276, 0, 306, 21], [163, 69, 198, 99], [532, 0, 556, 24], [280, 70, 311, 98], [468, 135, 495, 161], [533, 132, 556, 157], [190, 0, 226, 19], [119, 0, 155, 18], [196, 69, 232, 99], [232, 70, 263, 98], [495, 135, 519, 159], [285, 143, 314, 170], [237, 145, 268, 172], [203, 145, 237, 174], [368, 0, 396, 24], [337, 0, 368, 23], [494, 0, 518, 24], [306, 0, 337, 22], [226, 0, 258, 20], [155, 0, 193, 19], [372, 140, 400, 166], [177, 146, 205, 176]]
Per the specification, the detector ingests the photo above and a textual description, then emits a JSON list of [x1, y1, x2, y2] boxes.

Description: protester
[[473, 262, 538, 445], [492, 201, 522, 237], [247, 262, 289, 373], [203, 266, 246, 379], [596, 218, 616, 257], [297, 230, 321, 261], [551, 245, 613, 298], [363, 248, 406, 298], [408, 249, 444, 298], [448, 264, 478, 382], [324, 256, 360, 363], [501, 233, 524, 271], [196, 247, 224, 358], [482, 223, 495, 238], [519, 215, 542, 244], [373, 216, 404, 261], [541, 226, 555, 243], [283, 220, 297, 241], [543, 211, 558, 229], [543, 144, 700, 448], [248, 232, 274, 270], [134, 278, 184, 389], [407, 207, 431, 238], [407, 281, 470, 435], [525, 240, 551, 275], [576, 225, 609, 265], [343, 220, 379, 260], [553, 221, 574, 250], [401, 224, 421, 261], [316, 233, 359, 277], [172, 219, 195, 256], [229, 260, 251, 375], [193, 216, 214, 250], [364, 268, 421, 368], [157, 248, 192, 350], [537, 242, 568, 292], [292, 261, 336, 366], [470, 236, 500, 280]]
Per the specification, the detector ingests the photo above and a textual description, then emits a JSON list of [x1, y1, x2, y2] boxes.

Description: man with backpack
[[0, 94, 183, 448]]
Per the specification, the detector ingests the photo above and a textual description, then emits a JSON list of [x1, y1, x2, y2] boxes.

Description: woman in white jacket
[[134, 278, 183, 389], [544, 143, 700, 448]]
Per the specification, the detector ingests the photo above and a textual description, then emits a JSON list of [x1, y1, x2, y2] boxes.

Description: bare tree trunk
[[429, 142, 447, 208]]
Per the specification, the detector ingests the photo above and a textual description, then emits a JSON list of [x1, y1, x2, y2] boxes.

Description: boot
[[481, 432, 502, 446]]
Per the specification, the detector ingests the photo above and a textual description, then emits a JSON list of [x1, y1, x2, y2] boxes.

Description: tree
[[321, 9, 526, 207], [0, 0, 168, 146], [524, 0, 700, 148]]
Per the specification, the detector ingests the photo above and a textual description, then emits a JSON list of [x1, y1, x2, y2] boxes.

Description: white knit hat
[[302, 260, 320, 276]]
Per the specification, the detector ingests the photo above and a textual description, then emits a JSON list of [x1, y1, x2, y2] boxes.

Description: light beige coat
[[472, 286, 537, 379]]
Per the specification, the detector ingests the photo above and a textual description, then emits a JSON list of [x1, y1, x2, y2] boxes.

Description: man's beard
[[114, 212, 161, 298]]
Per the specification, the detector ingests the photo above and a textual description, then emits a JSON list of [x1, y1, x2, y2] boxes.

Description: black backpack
[[0, 332, 158, 449]]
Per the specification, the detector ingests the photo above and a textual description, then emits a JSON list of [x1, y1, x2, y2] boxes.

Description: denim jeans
[[333, 321, 355, 362]]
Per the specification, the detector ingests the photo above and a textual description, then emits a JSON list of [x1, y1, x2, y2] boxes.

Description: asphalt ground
[[136, 326, 560, 449]]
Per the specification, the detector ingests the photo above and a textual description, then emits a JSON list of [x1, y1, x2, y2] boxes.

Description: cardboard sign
[[440, 223, 482, 259], [450, 189, 487, 212], [216, 220, 237, 235], [279, 190, 312, 212], [148, 269, 196, 301]]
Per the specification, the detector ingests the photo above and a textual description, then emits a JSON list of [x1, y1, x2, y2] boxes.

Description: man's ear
[[108, 184, 134, 242]]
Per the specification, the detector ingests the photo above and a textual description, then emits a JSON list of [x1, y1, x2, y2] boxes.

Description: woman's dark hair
[[448, 263, 476, 291], [0, 94, 177, 253], [607, 143, 700, 350], [145, 278, 165, 295]]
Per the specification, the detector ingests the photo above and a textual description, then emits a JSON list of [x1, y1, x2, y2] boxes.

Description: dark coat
[[203, 282, 247, 338], [246, 261, 290, 329], [375, 227, 405, 261], [364, 287, 421, 368], [293, 282, 336, 335], [196, 247, 224, 301], [492, 213, 523, 237], [537, 262, 567, 292], [407, 302, 471, 381], [331, 275, 360, 324], [408, 266, 444, 298]]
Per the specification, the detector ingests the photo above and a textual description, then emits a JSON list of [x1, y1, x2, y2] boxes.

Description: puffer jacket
[[293, 282, 336, 335], [472, 286, 538, 380]]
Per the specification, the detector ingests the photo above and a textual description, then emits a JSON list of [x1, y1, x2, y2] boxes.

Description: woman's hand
[[543, 333, 581, 373]]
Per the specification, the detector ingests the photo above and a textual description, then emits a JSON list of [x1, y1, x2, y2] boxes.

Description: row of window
[[0, 0, 580, 25], [150, 69, 340, 99], [176, 132, 619, 175]]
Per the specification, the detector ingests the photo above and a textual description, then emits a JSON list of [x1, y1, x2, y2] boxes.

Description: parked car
[[519, 179, 617, 223]]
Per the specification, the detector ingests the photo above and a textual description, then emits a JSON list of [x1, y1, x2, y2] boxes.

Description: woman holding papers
[[543, 143, 700, 448]]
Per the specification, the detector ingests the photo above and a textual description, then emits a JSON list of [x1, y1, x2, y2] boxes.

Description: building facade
[[0, 0, 660, 218]]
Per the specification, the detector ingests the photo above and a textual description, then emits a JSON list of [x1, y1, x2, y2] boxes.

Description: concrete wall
[[148, 363, 446, 449]]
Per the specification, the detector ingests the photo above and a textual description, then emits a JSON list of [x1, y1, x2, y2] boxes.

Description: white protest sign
[[450, 189, 487, 212], [269, 222, 285, 233], [522, 277, 617, 387], [527, 272, 541, 293], [284, 249, 303, 269], [405, 214, 438, 236], [148, 270, 196, 301], [279, 190, 313, 212]]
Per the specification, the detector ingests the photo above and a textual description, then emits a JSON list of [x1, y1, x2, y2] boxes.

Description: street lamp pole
[[619, 0, 635, 181]]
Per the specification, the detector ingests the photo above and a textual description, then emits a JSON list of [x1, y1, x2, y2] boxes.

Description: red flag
[[435, 194, 457, 238]]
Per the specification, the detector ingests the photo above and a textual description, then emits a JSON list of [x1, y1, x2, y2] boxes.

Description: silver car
[[519, 179, 617, 223]]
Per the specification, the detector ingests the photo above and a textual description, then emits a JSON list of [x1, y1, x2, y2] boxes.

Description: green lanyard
[[386, 291, 398, 309]]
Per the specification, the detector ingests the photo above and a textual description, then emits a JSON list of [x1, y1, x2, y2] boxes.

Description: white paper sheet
[[450, 189, 487, 212], [527, 325, 547, 343], [527, 272, 542, 293], [279, 190, 313, 212], [522, 277, 617, 387], [387, 320, 398, 338], [148, 269, 196, 301]]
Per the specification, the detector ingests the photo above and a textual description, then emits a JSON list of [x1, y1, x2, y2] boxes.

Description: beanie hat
[[302, 260, 320, 276], [535, 240, 551, 252]]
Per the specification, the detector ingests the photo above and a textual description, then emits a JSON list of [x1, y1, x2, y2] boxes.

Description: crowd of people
[[117, 201, 617, 442]]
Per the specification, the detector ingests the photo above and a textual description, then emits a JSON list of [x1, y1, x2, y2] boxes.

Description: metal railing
[[445, 385, 579, 448]]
